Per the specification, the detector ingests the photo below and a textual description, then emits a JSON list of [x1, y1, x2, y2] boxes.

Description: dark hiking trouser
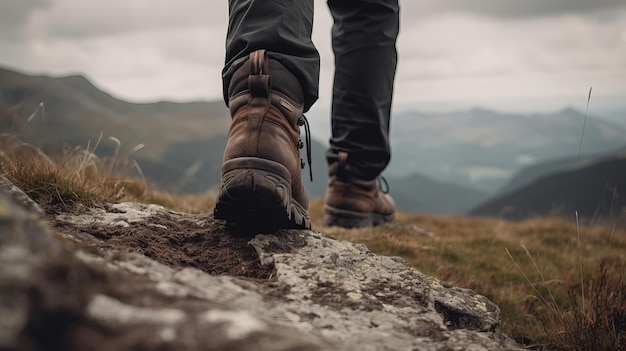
[[222, 0, 399, 181]]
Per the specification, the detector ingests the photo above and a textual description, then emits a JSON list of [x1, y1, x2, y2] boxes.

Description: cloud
[[0, 1, 230, 102], [404, 0, 626, 20], [27, 0, 226, 39], [1, 0, 625, 114], [400, 12, 626, 76], [0, 0, 51, 38], [393, 8, 626, 112]]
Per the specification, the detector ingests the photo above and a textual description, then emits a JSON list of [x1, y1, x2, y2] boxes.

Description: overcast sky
[[1, 0, 625, 117]]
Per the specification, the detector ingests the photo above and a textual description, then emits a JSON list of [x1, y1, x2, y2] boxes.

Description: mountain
[[137, 133, 490, 214], [0, 66, 230, 158], [387, 173, 489, 215], [0, 67, 338, 199], [3, 66, 624, 216], [388, 107, 626, 193], [469, 156, 626, 221], [495, 146, 626, 196]]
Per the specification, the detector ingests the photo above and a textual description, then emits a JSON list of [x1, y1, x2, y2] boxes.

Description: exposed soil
[[13, 223, 304, 351], [12, 210, 306, 350], [53, 213, 276, 280]]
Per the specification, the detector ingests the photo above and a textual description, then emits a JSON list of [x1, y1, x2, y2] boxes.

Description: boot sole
[[323, 205, 394, 229], [214, 157, 311, 230]]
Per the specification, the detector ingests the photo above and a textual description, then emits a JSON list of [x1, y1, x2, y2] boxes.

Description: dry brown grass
[[2, 134, 624, 350], [0, 133, 215, 213], [310, 198, 626, 350]]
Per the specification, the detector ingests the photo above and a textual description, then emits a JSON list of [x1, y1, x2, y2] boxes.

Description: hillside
[[495, 146, 626, 196], [0, 66, 230, 158], [387, 173, 488, 214], [470, 156, 626, 221], [1, 174, 520, 350], [134, 133, 329, 196], [1, 67, 493, 214], [389, 108, 626, 192], [139, 134, 486, 214], [3, 147, 625, 350], [4, 66, 624, 216]]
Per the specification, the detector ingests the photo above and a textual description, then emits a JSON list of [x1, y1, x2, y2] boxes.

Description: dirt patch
[[310, 281, 383, 312], [53, 214, 275, 280]]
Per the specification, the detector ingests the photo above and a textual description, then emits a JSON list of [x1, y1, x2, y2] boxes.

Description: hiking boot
[[214, 49, 311, 229], [324, 152, 395, 228]]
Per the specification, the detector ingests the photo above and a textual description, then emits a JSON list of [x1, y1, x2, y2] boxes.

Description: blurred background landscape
[[2, 3, 626, 348], [2, 67, 624, 221], [1, 0, 625, 221]]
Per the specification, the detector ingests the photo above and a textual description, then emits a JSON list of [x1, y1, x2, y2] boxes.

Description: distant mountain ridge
[[2, 66, 624, 216], [0, 66, 230, 158], [389, 107, 626, 193], [146, 134, 487, 214], [470, 155, 626, 221], [387, 173, 488, 214], [2, 66, 485, 214], [495, 146, 626, 197]]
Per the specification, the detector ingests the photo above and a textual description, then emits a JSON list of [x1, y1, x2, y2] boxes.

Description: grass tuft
[[0, 133, 214, 213], [2, 132, 624, 350], [504, 216, 626, 350], [1, 133, 112, 211], [559, 259, 626, 350], [311, 207, 625, 350]]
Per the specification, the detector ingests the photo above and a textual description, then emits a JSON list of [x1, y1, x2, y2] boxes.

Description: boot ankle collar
[[328, 151, 390, 193]]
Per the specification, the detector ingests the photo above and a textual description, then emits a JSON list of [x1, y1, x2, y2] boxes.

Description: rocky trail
[[1, 175, 520, 350]]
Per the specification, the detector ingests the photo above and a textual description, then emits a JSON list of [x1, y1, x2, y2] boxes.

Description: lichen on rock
[[0, 177, 520, 350]]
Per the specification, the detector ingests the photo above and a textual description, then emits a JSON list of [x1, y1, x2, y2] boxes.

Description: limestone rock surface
[[0, 178, 520, 350]]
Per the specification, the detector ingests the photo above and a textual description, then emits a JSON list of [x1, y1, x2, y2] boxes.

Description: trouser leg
[[326, 0, 399, 180], [222, 0, 320, 112]]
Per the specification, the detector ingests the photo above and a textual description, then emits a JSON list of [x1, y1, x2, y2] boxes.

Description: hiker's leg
[[323, 0, 399, 228], [223, 0, 320, 112], [326, 0, 399, 180], [216, 0, 320, 229]]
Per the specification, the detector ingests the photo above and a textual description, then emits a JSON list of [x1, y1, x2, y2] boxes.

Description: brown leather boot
[[324, 152, 395, 228], [214, 50, 311, 229]]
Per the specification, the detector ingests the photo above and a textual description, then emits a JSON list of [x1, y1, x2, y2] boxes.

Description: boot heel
[[323, 205, 373, 228], [214, 158, 311, 229]]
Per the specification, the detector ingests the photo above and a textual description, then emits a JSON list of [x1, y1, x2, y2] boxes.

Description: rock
[[0, 174, 45, 216], [0, 180, 61, 349], [1, 182, 520, 350]]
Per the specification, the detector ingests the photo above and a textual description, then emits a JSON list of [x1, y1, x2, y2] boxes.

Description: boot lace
[[377, 175, 390, 194], [297, 115, 313, 182]]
